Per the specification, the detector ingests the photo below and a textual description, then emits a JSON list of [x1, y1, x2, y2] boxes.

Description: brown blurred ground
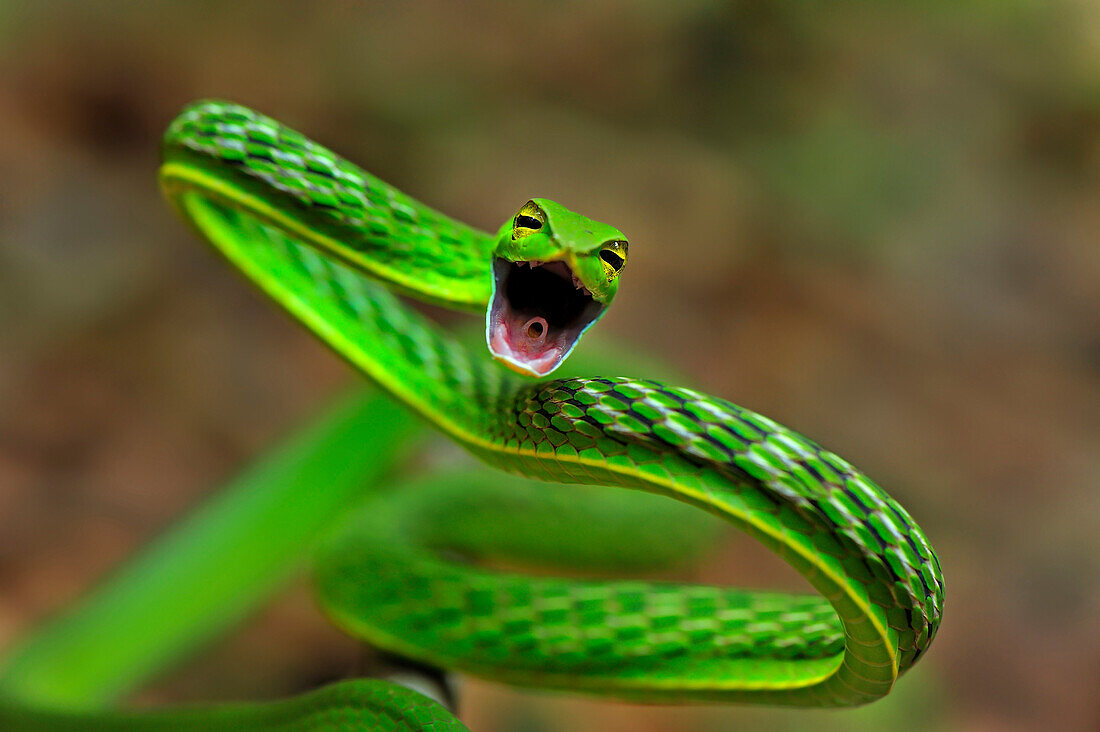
[[1, 2, 1098, 730]]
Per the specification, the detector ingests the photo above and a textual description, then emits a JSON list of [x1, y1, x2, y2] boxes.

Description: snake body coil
[[2, 101, 944, 730]]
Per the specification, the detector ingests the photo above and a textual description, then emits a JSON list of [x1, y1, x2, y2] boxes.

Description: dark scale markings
[[495, 376, 943, 667], [167, 100, 495, 292]]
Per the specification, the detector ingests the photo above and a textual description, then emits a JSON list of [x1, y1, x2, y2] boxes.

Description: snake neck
[[161, 99, 498, 313]]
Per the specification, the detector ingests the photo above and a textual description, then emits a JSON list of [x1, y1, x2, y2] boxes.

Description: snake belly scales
[[0, 101, 944, 730]]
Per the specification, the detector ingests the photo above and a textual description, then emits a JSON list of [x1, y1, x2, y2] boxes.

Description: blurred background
[[1, 1, 1098, 730]]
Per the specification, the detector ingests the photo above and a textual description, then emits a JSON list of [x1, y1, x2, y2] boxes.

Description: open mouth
[[487, 258, 605, 377]]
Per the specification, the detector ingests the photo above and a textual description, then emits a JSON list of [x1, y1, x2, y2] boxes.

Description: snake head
[[487, 199, 628, 377]]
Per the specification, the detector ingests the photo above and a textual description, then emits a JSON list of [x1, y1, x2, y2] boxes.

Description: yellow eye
[[599, 240, 628, 279], [512, 201, 545, 239]]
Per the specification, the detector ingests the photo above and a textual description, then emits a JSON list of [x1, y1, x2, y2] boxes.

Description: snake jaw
[[487, 257, 605, 377]]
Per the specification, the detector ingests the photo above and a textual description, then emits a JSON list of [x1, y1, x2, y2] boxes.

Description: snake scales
[[0, 101, 943, 730]]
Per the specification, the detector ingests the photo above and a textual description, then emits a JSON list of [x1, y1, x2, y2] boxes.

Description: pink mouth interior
[[487, 259, 604, 377]]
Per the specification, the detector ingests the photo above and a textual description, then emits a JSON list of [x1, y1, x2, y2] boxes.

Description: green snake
[[0, 100, 943, 729]]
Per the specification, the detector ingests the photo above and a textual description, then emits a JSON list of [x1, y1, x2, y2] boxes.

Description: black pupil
[[516, 215, 542, 230], [600, 249, 624, 270]]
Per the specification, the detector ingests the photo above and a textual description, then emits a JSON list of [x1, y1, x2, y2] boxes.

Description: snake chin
[[487, 257, 605, 377]]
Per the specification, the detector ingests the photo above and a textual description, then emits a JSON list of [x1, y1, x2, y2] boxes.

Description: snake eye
[[512, 201, 545, 239], [599, 240, 628, 279]]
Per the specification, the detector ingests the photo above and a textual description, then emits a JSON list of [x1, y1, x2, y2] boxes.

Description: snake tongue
[[487, 258, 605, 377]]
